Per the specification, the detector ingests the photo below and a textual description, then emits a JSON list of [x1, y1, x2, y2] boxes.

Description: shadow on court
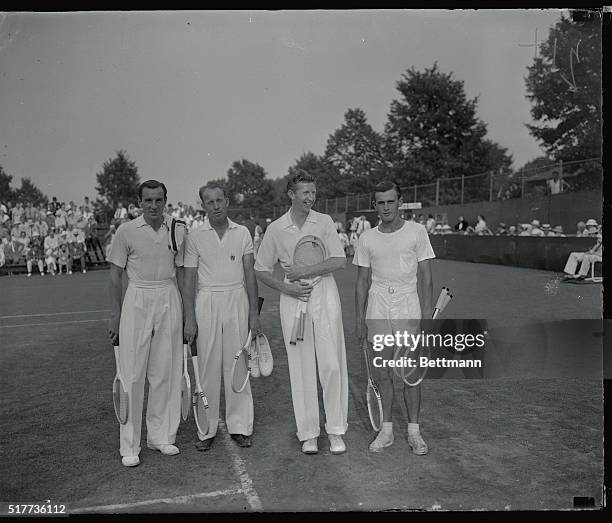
[[0, 259, 603, 511]]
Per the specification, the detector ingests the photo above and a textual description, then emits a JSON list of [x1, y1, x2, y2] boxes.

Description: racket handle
[[113, 345, 121, 371], [289, 302, 301, 345]]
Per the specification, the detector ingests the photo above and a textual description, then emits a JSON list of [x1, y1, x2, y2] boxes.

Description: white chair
[[586, 259, 602, 283]]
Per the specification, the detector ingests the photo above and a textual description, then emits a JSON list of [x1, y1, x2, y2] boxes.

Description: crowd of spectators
[[0, 197, 101, 276]]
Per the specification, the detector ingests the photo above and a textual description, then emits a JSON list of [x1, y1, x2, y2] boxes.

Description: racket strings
[[232, 350, 250, 391], [293, 242, 325, 267]]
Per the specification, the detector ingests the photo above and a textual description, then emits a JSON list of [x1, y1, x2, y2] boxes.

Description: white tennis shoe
[[407, 432, 429, 455], [369, 431, 394, 452], [302, 438, 318, 454], [256, 333, 273, 377], [328, 434, 346, 455], [147, 443, 180, 456], [122, 455, 140, 467], [250, 338, 261, 378]]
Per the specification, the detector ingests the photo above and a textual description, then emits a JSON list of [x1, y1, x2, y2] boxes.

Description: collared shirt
[[184, 217, 252, 289], [353, 221, 435, 289], [107, 214, 186, 281], [254, 209, 345, 274]]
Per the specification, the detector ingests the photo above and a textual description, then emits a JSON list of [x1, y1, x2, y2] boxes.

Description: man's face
[[201, 188, 228, 223], [289, 182, 316, 213], [374, 189, 401, 224], [139, 187, 166, 221]]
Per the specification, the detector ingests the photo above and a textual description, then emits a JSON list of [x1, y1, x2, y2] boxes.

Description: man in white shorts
[[255, 171, 348, 455], [354, 180, 435, 454], [182, 185, 260, 451], [108, 180, 188, 467]]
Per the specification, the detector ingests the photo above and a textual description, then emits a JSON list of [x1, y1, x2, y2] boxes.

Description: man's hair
[[138, 180, 168, 201], [287, 169, 316, 193], [199, 184, 226, 201], [372, 180, 402, 201]]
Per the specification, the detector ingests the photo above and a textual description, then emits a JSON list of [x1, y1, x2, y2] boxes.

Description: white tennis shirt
[[353, 220, 435, 289]]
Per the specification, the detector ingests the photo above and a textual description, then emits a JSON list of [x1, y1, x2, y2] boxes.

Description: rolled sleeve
[[107, 225, 128, 268], [183, 231, 199, 268], [323, 216, 346, 258], [242, 227, 254, 256], [254, 229, 276, 272], [416, 224, 436, 262], [352, 235, 370, 267]]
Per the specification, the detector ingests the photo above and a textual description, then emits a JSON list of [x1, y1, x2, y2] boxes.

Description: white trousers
[[564, 252, 602, 276], [279, 275, 348, 441], [118, 279, 183, 457], [365, 282, 422, 342], [194, 285, 254, 440]]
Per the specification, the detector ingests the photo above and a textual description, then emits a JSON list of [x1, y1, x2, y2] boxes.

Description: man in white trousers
[[354, 180, 435, 454], [255, 171, 348, 455], [108, 180, 188, 467], [182, 185, 261, 451]]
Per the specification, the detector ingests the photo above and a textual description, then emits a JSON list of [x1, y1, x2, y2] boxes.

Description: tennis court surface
[[0, 259, 603, 512]]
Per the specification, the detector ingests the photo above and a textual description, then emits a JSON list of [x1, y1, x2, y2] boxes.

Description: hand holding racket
[[362, 338, 383, 432], [112, 345, 129, 425], [400, 287, 453, 387], [289, 235, 327, 345], [180, 342, 192, 422], [190, 342, 210, 437]]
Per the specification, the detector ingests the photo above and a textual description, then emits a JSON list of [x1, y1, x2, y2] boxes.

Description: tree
[[95, 151, 141, 222], [14, 178, 48, 206], [0, 165, 15, 203], [383, 63, 513, 190], [225, 159, 276, 214], [324, 108, 388, 182], [525, 11, 602, 162], [286, 152, 340, 207]]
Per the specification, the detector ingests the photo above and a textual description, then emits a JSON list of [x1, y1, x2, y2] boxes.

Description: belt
[[129, 278, 175, 289], [198, 282, 245, 292], [370, 280, 416, 295]]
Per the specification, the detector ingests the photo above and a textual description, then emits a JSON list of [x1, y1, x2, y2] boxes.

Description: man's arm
[[243, 253, 261, 334], [179, 267, 198, 345], [285, 257, 346, 281], [355, 265, 371, 343], [255, 269, 314, 301], [108, 263, 124, 346], [417, 258, 434, 320]]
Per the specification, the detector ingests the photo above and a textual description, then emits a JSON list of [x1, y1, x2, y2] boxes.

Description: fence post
[[520, 170, 525, 199], [559, 159, 564, 192], [461, 175, 465, 205], [435, 179, 440, 206], [356, 194, 360, 210], [489, 172, 494, 202], [413, 185, 417, 203], [325, 199, 329, 214], [345, 195, 348, 213]]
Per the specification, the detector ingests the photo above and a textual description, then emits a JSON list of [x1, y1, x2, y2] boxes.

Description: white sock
[[408, 422, 420, 435], [381, 422, 393, 434]]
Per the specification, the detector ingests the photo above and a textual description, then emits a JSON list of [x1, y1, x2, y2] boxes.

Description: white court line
[[0, 309, 110, 319], [219, 420, 263, 512], [0, 319, 108, 328], [71, 487, 243, 513]]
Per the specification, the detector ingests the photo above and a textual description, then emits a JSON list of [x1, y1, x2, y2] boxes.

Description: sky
[[0, 9, 564, 207]]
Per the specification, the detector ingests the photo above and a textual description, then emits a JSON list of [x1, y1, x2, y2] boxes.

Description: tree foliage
[[95, 150, 141, 221], [525, 11, 602, 162], [225, 159, 276, 210], [384, 63, 513, 187], [15, 178, 49, 206], [0, 165, 15, 202]]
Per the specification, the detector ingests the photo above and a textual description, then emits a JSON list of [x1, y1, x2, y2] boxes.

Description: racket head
[[366, 384, 383, 432], [401, 342, 430, 387], [292, 235, 327, 267], [193, 392, 209, 436], [181, 373, 191, 422], [231, 347, 251, 393], [113, 346, 128, 425]]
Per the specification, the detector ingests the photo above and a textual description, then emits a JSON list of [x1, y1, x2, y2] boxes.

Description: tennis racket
[[363, 338, 383, 432], [191, 343, 210, 437], [112, 345, 129, 425], [289, 235, 327, 345], [180, 342, 192, 422], [400, 287, 453, 387], [230, 330, 253, 393]]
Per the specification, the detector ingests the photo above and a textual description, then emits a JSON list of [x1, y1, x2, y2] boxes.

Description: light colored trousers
[[564, 252, 602, 277], [118, 279, 183, 457], [279, 275, 348, 441], [195, 284, 254, 440]]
